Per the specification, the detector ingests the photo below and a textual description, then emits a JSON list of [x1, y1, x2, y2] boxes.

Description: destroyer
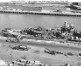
[[0, 21, 81, 43]]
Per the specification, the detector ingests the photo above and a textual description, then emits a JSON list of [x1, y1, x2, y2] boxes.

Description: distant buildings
[[11, 0, 68, 3]]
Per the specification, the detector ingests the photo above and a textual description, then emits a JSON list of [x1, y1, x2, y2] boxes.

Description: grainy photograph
[[0, 0, 81, 66]]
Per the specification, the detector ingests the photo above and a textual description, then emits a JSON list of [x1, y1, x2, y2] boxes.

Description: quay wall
[[0, 10, 81, 17]]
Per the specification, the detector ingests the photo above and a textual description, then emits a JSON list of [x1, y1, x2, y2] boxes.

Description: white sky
[[0, 0, 81, 2]]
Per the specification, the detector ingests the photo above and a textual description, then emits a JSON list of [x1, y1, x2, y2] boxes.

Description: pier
[[0, 10, 81, 17]]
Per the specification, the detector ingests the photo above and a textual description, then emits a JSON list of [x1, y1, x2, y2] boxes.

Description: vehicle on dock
[[44, 48, 56, 55], [6, 37, 19, 43], [44, 48, 63, 55], [11, 45, 30, 50]]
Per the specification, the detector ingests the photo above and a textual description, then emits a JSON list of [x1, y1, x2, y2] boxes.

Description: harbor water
[[0, 13, 81, 31]]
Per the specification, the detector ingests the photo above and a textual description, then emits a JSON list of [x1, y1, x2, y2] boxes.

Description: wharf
[[0, 10, 81, 17], [0, 36, 81, 49]]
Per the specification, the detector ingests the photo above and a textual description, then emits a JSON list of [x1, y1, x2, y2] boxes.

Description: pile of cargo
[[11, 59, 50, 66], [10, 59, 72, 66], [44, 48, 74, 56]]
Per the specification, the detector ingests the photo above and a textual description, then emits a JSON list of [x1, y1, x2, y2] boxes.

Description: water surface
[[0, 13, 81, 31]]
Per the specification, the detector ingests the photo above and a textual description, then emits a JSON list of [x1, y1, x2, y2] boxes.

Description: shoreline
[[0, 10, 81, 17]]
